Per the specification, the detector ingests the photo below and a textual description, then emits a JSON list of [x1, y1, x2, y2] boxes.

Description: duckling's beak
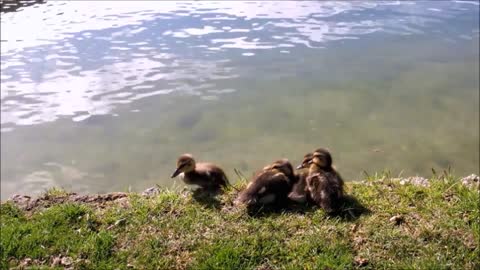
[[296, 160, 313, 170], [171, 164, 185, 178], [171, 167, 181, 178], [171, 163, 187, 178]]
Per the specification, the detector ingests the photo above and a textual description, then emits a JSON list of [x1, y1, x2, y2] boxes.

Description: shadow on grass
[[245, 194, 371, 221], [331, 194, 372, 222], [192, 188, 222, 210], [245, 199, 316, 217]]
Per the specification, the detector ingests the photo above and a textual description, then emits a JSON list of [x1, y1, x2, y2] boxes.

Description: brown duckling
[[171, 153, 229, 191], [235, 159, 297, 207], [297, 148, 344, 213], [288, 153, 312, 203]]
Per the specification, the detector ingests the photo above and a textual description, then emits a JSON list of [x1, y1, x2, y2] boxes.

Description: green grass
[[1, 174, 478, 270]]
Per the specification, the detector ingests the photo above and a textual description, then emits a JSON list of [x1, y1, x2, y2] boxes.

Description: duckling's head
[[171, 153, 196, 178], [296, 148, 332, 170], [311, 148, 332, 169], [296, 152, 313, 170], [269, 158, 294, 179]]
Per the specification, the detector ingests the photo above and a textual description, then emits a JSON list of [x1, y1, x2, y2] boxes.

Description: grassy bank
[[1, 173, 479, 269]]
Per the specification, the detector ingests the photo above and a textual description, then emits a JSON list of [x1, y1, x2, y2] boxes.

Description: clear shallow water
[[1, 1, 479, 199]]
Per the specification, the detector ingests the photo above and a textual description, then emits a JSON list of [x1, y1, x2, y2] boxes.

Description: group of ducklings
[[171, 148, 344, 213]]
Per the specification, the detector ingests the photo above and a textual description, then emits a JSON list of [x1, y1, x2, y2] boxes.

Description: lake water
[[1, 1, 479, 199]]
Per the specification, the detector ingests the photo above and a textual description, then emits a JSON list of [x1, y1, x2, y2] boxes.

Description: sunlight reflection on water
[[1, 1, 478, 198]]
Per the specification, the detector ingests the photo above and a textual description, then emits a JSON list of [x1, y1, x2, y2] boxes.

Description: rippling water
[[1, 1, 479, 198]]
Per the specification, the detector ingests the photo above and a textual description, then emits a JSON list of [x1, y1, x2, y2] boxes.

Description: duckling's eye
[[178, 163, 188, 169]]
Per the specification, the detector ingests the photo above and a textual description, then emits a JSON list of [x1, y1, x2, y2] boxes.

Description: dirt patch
[[9, 192, 128, 212]]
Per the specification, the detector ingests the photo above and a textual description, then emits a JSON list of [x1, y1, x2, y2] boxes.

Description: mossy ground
[[1, 173, 479, 270]]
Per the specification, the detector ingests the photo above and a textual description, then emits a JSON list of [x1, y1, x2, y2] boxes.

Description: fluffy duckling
[[298, 148, 344, 213], [288, 153, 312, 203], [235, 159, 297, 207], [171, 153, 229, 191]]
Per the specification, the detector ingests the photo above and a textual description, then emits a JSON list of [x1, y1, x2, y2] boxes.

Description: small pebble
[[142, 186, 161, 197], [354, 256, 369, 267], [390, 215, 404, 225], [61, 256, 73, 266]]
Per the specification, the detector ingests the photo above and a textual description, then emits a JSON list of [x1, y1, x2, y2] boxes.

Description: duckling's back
[[194, 162, 229, 188], [236, 170, 292, 205]]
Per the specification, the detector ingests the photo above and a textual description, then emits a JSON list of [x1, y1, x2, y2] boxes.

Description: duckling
[[235, 159, 297, 207], [288, 153, 313, 203], [298, 148, 344, 213], [171, 153, 229, 191]]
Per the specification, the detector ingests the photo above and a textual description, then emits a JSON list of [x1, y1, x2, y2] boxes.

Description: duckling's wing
[[308, 172, 344, 212], [306, 173, 329, 204], [236, 171, 289, 204], [236, 172, 270, 203], [210, 167, 229, 186], [325, 171, 345, 199], [333, 171, 345, 188], [196, 163, 229, 187]]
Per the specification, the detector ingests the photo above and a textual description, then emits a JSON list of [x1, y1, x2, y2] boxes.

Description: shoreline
[[4, 173, 479, 206], [1, 173, 479, 269]]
